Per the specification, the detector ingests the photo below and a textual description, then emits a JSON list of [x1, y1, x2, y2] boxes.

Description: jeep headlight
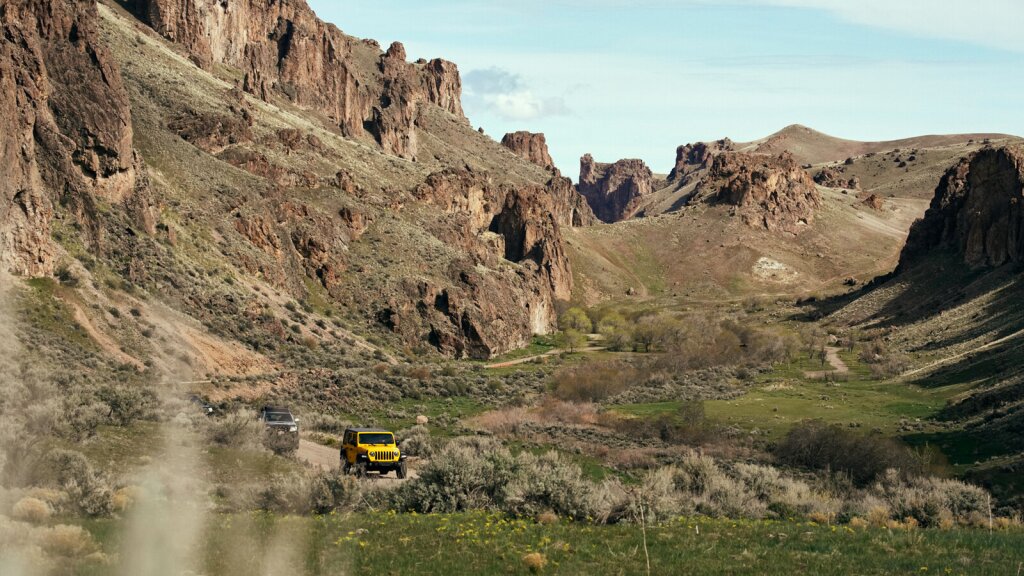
[[289, 425, 298, 433]]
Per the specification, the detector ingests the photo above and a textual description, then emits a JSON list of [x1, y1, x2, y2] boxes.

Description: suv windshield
[[265, 412, 293, 423], [359, 433, 393, 445]]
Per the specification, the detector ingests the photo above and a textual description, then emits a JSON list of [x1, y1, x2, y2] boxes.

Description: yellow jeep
[[340, 428, 407, 478]]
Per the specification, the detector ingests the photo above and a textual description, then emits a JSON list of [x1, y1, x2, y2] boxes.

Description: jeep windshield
[[359, 433, 393, 445], [265, 412, 293, 423]]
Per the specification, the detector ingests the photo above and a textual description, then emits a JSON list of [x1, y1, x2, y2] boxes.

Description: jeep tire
[[354, 462, 367, 478], [396, 461, 407, 480]]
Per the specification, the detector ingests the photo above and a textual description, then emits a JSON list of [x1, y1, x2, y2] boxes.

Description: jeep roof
[[344, 427, 391, 434]]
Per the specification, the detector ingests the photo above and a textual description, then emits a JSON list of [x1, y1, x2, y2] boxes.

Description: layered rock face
[[501, 131, 555, 171], [669, 138, 734, 183], [1, 0, 153, 276], [577, 154, 653, 223], [899, 147, 1024, 269], [693, 152, 820, 233], [124, 0, 464, 159]]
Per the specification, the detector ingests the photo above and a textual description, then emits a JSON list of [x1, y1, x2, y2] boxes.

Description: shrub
[[98, 385, 157, 426], [204, 409, 264, 448], [12, 497, 52, 523], [44, 450, 114, 517], [39, 524, 97, 558], [550, 361, 635, 402], [775, 420, 921, 485], [504, 452, 596, 521], [398, 425, 435, 458], [872, 471, 989, 527]]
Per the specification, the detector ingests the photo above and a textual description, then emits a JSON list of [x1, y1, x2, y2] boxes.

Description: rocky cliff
[[669, 138, 734, 183], [899, 146, 1024, 269], [123, 0, 464, 160], [693, 152, 820, 233], [577, 154, 653, 223], [1, 0, 154, 277], [501, 131, 555, 171]]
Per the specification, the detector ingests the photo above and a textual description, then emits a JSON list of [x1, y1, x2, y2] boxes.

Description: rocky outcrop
[[386, 168, 580, 357], [577, 155, 653, 223], [125, 0, 465, 160], [693, 152, 819, 233], [1, 0, 154, 277], [899, 147, 1024, 269], [545, 175, 598, 228], [814, 166, 861, 190], [862, 194, 884, 211], [669, 138, 734, 183], [501, 131, 555, 171]]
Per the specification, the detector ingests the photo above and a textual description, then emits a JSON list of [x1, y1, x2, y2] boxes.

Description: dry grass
[[522, 552, 547, 573], [39, 524, 98, 557]]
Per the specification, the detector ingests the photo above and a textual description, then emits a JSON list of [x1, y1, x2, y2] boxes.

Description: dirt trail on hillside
[[66, 299, 146, 370], [804, 346, 849, 378], [900, 327, 1024, 380]]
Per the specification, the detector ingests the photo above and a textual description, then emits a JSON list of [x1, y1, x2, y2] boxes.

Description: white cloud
[[464, 66, 570, 120]]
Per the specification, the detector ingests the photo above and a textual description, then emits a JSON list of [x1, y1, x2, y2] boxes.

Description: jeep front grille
[[370, 450, 398, 462]]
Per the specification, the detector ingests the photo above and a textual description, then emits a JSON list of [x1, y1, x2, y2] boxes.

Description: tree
[[557, 329, 588, 353], [597, 311, 631, 351], [558, 307, 593, 333]]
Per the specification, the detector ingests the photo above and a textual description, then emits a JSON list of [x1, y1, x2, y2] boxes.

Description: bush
[[12, 497, 52, 523], [388, 438, 596, 520], [872, 471, 989, 527], [398, 425, 435, 458], [39, 524, 98, 558], [550, 361, 635, 402], [43, 450, 114, 517], [204, 409, 264, 448], [775, 420, 921, 485]]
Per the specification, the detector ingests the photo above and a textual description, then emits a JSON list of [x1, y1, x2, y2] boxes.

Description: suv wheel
[[354, 463, 367, 478], [396, 461, 407, 480]]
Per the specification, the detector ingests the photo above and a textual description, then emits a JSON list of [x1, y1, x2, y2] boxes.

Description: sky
[[308, 0, 1024, 176]]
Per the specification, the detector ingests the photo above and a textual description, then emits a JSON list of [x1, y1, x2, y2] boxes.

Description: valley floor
[[79, 512, 1024, 575]]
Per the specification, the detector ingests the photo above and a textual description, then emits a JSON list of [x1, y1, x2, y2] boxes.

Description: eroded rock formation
[[669, 138, 734, 183], [899, 147, 1024, 269], [501, 131, 555, 171], [375, 168, 578, 357], [577, 154, 653, 223], [1, 0, 154, 277], [693, 152, 820, 233], [125, 0, 464, 159]]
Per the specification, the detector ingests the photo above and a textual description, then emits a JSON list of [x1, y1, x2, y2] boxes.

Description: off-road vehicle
[[259, 406, 300, 452], [340, 428, 407, 478]]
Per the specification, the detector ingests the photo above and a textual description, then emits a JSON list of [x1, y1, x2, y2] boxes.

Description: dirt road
[[296, 439, 418, 482], [804, 346, 850, 379], [485, 345, 606, 369]]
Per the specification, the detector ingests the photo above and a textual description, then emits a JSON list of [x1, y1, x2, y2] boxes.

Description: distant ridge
[[738, 124, 1018, 165]]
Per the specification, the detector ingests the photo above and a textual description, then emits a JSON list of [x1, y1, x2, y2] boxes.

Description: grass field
[[80, 512, 1024, 575], [614, 352, 960, 439]]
